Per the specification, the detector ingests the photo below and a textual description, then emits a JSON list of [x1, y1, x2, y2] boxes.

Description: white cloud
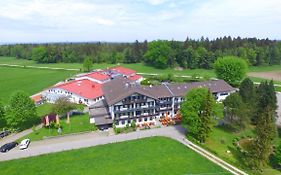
[[142, 0, 170, 5], [0, 0, 280, 42]]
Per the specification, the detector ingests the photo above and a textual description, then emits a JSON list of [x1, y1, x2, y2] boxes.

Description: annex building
[[43, 66, 235, 129]]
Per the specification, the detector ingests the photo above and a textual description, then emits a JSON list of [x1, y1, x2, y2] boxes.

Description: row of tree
[[181, 78, 278, 170], [225, 79, 278, 170], [1, 37, 281, 69]]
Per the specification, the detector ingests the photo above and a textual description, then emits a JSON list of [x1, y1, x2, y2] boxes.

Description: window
[[128, 120, 131, 124], [138, 118, 142, 122], [115, 121, 119, 125], [150, 117, 153, 121], [144, 118, 147, 121], [122, 120, 125, 125]]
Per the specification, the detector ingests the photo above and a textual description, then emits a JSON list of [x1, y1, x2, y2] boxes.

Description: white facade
[[111, 93, 157, 128], [42, 88, 104, 106]]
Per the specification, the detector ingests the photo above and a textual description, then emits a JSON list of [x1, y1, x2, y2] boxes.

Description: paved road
[[0, 126, 185, 161], [0, 124, 42, 146], [0, 126, 247, 175]]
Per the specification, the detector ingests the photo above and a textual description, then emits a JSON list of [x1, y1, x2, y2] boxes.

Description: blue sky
[[0, 0, 280, 43]]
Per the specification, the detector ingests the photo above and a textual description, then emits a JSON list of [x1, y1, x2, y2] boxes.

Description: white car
[[19, 139, 30, 150]]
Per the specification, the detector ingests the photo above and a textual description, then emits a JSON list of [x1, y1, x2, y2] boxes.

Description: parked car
[[0, 142, 18, 153], [0, 131, 10, 138], [19, 139, 30, 150]]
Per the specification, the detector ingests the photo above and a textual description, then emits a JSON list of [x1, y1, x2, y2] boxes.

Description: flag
[[45, 115, 50, 126], [56, 114, 60, 125]]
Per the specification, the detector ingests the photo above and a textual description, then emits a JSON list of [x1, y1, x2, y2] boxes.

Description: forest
[[0, 36, 280, 69]]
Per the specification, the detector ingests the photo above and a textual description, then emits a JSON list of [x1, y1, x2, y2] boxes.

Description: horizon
[[0, 0, 281, 43]]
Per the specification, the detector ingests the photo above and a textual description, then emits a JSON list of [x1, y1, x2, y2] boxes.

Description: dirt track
[[248, 71, 281, 81]]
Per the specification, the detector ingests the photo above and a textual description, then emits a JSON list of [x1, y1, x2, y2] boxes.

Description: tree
[[200, 90, 214, 142], [274, 142, 281, 167], [132, 40, 142, 63], [239, 78, 256, 104], [180, 88, 215, 142], [223, 93, 249, 131], [123, 48, 134, 63], [144, 40, 172, 69], [0, 101, 6, 129], [239, 78, 257, 121], [83, 56, 93, 72], [214, 56, 248, 85], [248, 81, 277, 169], [31, 46, 47, 63], [5, 91, 37, 130], [52, 97, 76, 124]]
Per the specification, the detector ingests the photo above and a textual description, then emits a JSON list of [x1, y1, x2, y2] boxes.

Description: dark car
[[0, 142, 18, 153], [0, 131, 10, 138]]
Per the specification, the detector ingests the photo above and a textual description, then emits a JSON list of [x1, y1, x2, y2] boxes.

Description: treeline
[[0, 36, 281, 69]]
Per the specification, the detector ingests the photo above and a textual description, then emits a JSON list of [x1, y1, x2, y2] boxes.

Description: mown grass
[[202, 125, 281, 175], [0, 66, 75, 104], [248, 76, 281, 85], [0, 137, 231, 175], [21, 114, 95, 141], [248, 65, 281, 72], [0, 56, 216, 76]]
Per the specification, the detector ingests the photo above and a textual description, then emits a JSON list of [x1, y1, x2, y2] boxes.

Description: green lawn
[[0, 66, 75, 104], [36, 103, 54, 117], [248, 76, 281, 85], [248, 65, 281, 72], [0, 56, 216, 76], [0, 137, 231, 175], [203, 126, 281, 175], [3, 56, 281, 82], [21, 114, 95, 141]]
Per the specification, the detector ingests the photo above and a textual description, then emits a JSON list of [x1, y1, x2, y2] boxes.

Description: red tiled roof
[[128, 74, 142, 81], [31, 94, 42, 102], [83, 71, 110, 81], [110, 66, 136, 76], [55, 79, 103, 99]]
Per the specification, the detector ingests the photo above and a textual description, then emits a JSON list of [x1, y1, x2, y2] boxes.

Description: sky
[[0, 0, 280, 43]]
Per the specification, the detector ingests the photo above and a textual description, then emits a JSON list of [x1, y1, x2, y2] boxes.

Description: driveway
[[0, 125, 247, 175], [0, 126, 185, 161]]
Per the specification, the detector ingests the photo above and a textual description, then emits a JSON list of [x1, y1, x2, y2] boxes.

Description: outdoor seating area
[[136, 122, 155, 129], [159, 113, 182, 126]]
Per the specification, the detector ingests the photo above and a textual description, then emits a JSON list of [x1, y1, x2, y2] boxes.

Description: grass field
[[0, 137, 231, 175], [0, 56, 216, 76], [203, 126, 281, 175], [0, 66, 75, 104], [20, 114, 95, 141]]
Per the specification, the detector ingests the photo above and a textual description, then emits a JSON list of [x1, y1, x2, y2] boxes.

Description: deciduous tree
[[0, 101, 6, 129], [83, 56, 93, 72], [5, 91, 37, 130], [214, 56, 248, 85], [180, 88, 215, 142], [52, 97, 76, 124]]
